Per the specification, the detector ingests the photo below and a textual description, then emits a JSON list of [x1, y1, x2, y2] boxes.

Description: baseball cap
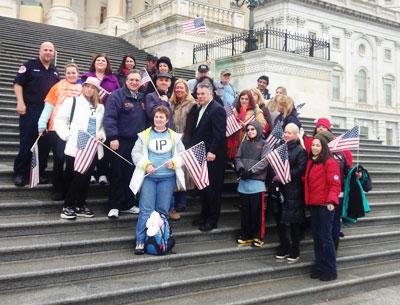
[[198, 64, 209, 73]]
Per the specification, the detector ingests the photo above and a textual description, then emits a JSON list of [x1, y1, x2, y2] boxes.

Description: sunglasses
[[246, 127, 256, 132]]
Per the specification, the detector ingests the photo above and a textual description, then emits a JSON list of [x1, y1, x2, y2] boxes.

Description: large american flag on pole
[[141, 69, 151, 86], [266, 143, 291, 184], [182, 17, 207, 35], [74, 130, 99, 174], [266, 123, 283, 148], [181, 141, 209, 190], [328, 126, 359, 152], [29, 142, 39, 188], [225, 105, 241, 137]]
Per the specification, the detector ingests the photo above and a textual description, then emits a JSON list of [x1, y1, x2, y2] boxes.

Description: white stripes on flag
[[74, 130, 99, 174], [29, 142, 39, 188], [225, 106, 241, 137], [181, 141, 209, 190], [141, 69, 151, 86], [182, 17, 207, 35], [266, 144, 291, 184], [328, 126, 360, 153]]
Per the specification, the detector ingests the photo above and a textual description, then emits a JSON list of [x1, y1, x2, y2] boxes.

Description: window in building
[[332, 37, 340, 49], [357, 70, 367, 103], [384, 83, 393, 107], [384, 49, 392, 61], [386, 128, 393, 145], [358, 44, 366, 57], [332, 75, 340, 100], [360, 126, 369, 137]]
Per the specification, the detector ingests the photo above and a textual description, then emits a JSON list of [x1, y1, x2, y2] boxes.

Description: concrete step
[[1, 238, 400, 305], [0, 226, 398, 293], [142, 258, 400, 305]]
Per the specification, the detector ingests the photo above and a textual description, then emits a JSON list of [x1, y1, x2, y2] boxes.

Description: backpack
[[333, 152, 350, 188], [145, 213, 175, 255]]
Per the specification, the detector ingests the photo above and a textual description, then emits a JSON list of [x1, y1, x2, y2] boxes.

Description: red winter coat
[[304, 157, 341, 206]]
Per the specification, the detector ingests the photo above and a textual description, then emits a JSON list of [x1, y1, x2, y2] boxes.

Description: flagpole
[[30, 133, 42, 151], [82, 130, 134, 166], [356, 124, 360, 169], [143, 67, 161, 98], [143, 160, 170, 177]]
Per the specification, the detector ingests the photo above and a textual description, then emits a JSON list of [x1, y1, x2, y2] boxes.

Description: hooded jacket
[[235, 121, 271, 181]]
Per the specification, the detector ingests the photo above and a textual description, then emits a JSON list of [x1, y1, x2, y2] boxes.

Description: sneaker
[[121, 206, 140, 214], [98, 175, 108, 185], [134, 243, 145, 255], [14, 175, 26, 187], [169, 210, 181, 221], [75, 206, 94, 218], [287, 256, 300, 264], [60, 207, 76, 220], [251, 238, 264, 248], [236, 237, 253, 245], [90, 176, 97, 184], [108, 209, 119, 219]]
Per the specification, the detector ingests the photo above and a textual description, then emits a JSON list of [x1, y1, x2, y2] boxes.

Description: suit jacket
[[191, 99, 227, 156]]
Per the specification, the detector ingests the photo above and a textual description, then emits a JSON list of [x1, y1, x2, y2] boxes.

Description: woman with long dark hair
[[304, 134, 341, 281], [115, 55, 136, 87]]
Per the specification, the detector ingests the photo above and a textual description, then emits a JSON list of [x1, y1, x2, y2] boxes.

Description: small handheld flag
[[74, 130, 99, 174], [181, 141, 209, 190], [266, 143, 291, 185], [328, 126, 359, 152], [266, 123, 283, 148], [225, 105, 241, 137]]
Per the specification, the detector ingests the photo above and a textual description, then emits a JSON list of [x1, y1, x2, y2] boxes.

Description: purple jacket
[[81, 72, 120, 105]]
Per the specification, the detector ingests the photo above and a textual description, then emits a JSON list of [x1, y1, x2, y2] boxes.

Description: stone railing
[[129, 0, 244, 29]]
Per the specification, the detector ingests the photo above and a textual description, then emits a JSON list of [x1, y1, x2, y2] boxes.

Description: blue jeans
[[136, 175, 176, 243], [170, 191, 187, 211], [310, 205, 336, 275]]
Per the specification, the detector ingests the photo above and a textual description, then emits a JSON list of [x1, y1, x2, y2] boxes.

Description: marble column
[[47, 0, 78, 29], [131, 0, 146, 16], [101, 0, 128, 36], [85, 0, 101, 33]]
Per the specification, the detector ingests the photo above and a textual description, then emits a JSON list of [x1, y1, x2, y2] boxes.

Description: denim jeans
[[170, 191, 187, 211], [135, 175, 176, 243], [310, 205, 336, 275]]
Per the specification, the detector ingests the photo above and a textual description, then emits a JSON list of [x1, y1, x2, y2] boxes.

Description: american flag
[[99, 87, 110, 102], [141, 69, 151, 86], [266, 143, 291, 185], [225, 105, 241, 137], [182, 17, 207, 35], [74, 130, 99, 174], [181, 141, 209, 190], [241, 113, 255, 126], [29, 142, 39, 188], [266, 123, 283, 148], [295, 102, 306, 113], [328, 126, 359, 152]]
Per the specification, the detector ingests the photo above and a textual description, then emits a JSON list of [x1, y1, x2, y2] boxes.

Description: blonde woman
[[274, 95, 301, 130], [249, 88, 272, 135], [267, 86, 287, 125], [54, 77, 106, 220], [170, 79, 197, 218]]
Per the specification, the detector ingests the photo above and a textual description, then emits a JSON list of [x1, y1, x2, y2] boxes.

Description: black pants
[[14, 105, 50, 178], [200, 156, 226, 226], [64, 155, 96, 208], [274, 206, 301, 257], [108, 138, 135, 211], [239, 192, 262, 240], [46, 131, 66, 195], [95, 139, 110, 178]]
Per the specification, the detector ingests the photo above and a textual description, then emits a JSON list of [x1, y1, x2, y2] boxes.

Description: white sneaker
[[98, 175, 108, 185], [121, 206, 140, 214], [108, 209, 119, 219], [90, 176, 97, 184]]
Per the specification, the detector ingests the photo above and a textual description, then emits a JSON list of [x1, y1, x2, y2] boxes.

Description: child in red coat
[[304, 134, 341, 282]]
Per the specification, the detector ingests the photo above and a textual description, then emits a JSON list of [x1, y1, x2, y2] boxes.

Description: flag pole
[[143, 67, 161, 98], [30, 133, 42, 151], [82, 130, 134, 166], [143, 160, 170, 177], [356, 124, 360, 169]]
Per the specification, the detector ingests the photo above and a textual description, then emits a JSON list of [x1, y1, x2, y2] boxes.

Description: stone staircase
[[0, 16, 400, 305]]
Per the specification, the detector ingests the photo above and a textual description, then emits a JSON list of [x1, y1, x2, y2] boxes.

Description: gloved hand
[[242, 170, 252, 180], [237, 168, 245, 178]]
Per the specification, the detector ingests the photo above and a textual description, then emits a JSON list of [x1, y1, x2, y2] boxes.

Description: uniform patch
[[18, 65, 26, 73], [334, 175, 339, 181]]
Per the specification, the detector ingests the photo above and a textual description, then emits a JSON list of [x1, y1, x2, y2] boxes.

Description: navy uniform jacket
[[104, 87, 146, 142], [13, 58, 59, 106], [191, 99, 227, 156], [144, 90, 172, 123]]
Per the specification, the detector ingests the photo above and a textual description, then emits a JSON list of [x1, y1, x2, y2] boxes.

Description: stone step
[[142, 258, 400, 305], [0, 225, 398, 293], [1, 237, 400, 305]]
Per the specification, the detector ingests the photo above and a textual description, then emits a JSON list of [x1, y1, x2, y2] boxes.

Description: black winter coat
[[280, 140, 307, 224]]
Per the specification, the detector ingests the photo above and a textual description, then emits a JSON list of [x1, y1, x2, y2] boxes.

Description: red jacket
[[304, 157, 341, 206]]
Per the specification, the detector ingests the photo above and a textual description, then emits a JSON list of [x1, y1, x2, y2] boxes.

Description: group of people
[[13, 41, 353, 282]]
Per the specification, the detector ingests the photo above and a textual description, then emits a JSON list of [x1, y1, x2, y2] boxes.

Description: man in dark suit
[[191, 83, 227, 232]]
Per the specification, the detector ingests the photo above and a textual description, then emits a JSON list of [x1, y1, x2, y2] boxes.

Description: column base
[[100, 17, 129, 36], [47, 6, 78, 29]]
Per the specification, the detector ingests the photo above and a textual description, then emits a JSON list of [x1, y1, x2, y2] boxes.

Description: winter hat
[[317, 130, 335, 143], [315, 118, 331, 130], [157, 56, 173, 72]]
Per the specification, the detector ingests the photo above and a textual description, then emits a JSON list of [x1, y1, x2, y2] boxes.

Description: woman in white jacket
[[54, 77, 106, 220], [130, 105, 185, 255]]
